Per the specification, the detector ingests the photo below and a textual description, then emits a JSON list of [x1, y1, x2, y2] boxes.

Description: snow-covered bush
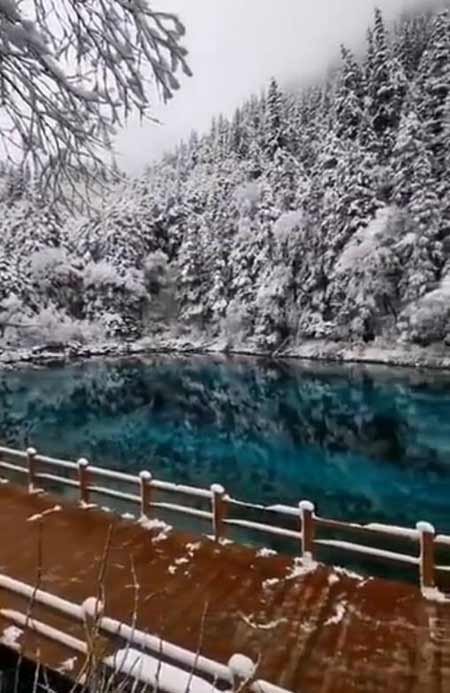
[[1, 305, 106, 348], [399, 276, 450, 344], [28, 248, 84, 316], [221, 299, 254, 348], [234, 182, 261, 217], [143, 251, 171, 294], [82, 261, 147, 338]]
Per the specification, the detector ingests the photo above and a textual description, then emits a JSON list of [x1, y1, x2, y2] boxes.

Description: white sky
[[116, 0, 446, 174]]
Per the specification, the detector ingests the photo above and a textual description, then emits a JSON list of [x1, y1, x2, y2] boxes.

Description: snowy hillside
[[1, 7, 450, 359]]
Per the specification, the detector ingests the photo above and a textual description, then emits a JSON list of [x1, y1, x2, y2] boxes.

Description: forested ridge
[[1, 6, 450, 354]]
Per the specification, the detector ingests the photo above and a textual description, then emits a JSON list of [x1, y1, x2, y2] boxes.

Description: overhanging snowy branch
[[0, 0, 191, 202]]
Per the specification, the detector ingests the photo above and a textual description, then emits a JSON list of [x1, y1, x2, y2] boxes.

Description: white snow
[[286, 556, 318, 580], [335, 207, 392, 274], [324, 602, 347, 626], [81, 597, 104, 620], [27, 504, 62, 522], [58, 657, 77, 672], [262, 577, 280, 591], [364, 523, 420, 540], [206, 535, 233, 545], [1, 625, 23, 648], [416, 521, 435, 534], [256, 548, 278, 558], [138, 516, 172, 542], [121, 512, 135, 520], [185, 542, 201, 553], [332, 566, 364, 581], [240, 613, 287, 630], [421, 587, 450, 603], [228, 653, 256, 681], [328, 574, 340, 586], [105, 648, 222, 693]]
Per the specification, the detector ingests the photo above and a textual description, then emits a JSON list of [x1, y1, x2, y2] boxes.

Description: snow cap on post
[[299, 500, 315, 513], [77, 458, 89, 468], [228, 653, 256, 682], [139, 471, 152, 482], [416, 521, 435, 534], [26, 447, 37, 457], [82, 597, 104, 620], [210, 483, 225, 495]]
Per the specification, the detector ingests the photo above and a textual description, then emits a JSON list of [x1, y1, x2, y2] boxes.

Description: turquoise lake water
[[1, 355, 450, 546]]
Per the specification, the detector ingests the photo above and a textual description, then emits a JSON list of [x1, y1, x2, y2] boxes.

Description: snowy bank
[[3, 335, 450, 371]]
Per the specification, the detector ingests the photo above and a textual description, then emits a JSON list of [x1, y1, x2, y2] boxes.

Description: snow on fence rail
[[0, 444, 449, 591], [0, 573, 292, 693]]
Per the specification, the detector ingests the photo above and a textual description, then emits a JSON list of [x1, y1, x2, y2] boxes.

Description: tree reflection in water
[[0, 356, 450, 533]]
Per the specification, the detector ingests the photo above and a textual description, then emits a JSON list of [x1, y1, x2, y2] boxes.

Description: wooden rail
[[0, 573, 291, 693], [0, 444, 449, 592]]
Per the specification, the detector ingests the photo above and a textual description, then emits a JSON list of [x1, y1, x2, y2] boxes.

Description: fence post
[[139, 471, 152, 519], [299, 500, 315, 561], [81, 597, 104, 653], [78, 458, 90, 506], [417, 521, 435, 591], [26, 447, 37, 493], [211, 484, 227, 543]]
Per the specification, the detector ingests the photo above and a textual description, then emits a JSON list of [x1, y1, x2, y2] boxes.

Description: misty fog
[[117, 0, 448, 173]]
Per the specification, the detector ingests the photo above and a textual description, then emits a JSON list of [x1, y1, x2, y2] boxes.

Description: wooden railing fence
[[0, 445, 449, 591], [0, 573, 289, 693]]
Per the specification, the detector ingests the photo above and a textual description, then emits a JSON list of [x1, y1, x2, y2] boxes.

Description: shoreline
[[1, 336, 450, 371]]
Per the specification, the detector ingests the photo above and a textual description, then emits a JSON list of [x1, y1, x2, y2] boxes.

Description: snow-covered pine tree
[[392, 101, 427, 206], [335, 45, 366, 141], [394, 14, 433, 80], [265, 77, 285, 159], [368, 8, 407, 161], [401, 148, 443, 302], [415, 11, 450, 178]]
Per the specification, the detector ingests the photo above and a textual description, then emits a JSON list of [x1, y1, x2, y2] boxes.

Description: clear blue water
[[1, 355, 450, 539]]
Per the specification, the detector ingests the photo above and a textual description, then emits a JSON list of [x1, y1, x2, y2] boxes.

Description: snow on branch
[[0, 0, 191, 204]]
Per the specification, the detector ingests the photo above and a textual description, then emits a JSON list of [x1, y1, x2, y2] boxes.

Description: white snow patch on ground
[[206, 535, 233, 545], [168, 565, 177, 575], [138, 517, 172, 542], [332, 566, 364, 581], [27, 505, 62, 522], [0, 478, 9, 484], [1, 625, 23, 648], [101, 506, 112, 513], [357, 577, 374, 589], [286, 556, 317, 580], [121, 512, 135, 520], [58, 657, 77, 673], [256, 548, 278, 558], [328, 574, 340, 586], [174, 557, 189, 566], [240, 613, 287, 630], [185, 542, 201, 553], [262, 578, 280, 591], [325, 602, 347, 626], [422, 587, 450, 603]]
